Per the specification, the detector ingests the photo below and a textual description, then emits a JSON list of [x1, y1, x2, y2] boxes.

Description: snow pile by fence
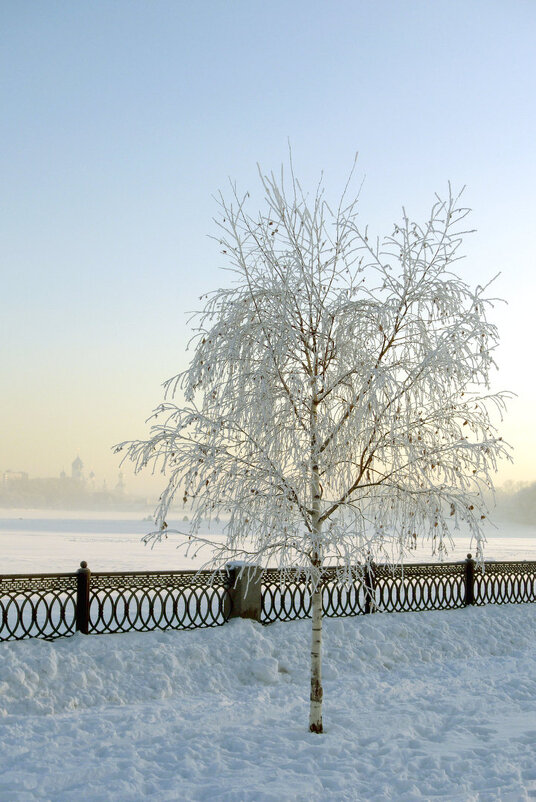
[[1, 605, 536, 800]]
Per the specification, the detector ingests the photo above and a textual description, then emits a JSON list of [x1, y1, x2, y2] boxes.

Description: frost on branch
[[117, 165, 511, 579]]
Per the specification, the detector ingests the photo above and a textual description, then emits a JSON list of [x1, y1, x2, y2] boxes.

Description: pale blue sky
[[2, 0, 535, 495]]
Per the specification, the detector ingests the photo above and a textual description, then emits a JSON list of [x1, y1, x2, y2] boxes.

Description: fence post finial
[[76, 561, 91, 634], [465, 553, 475, 607]]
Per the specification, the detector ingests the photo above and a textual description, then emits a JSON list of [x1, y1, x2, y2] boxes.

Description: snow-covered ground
[[1, 510, 536, 573], [1, 512, 536, 799], [1, 604, 536, 800]]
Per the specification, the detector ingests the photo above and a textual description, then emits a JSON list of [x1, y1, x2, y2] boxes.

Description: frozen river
[[1, 509, 535, 574]]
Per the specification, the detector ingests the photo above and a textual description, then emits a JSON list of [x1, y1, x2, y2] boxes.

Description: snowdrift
[[1, 605, 536, 800]]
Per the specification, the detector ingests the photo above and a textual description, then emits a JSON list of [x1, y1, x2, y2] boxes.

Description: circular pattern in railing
[[0, 587, 76, 640], [474, 563, 536, 606], [262, 574, 369, 623], [322, 581, 367, 618], [262, 564, 468, 622], [2, 560, 536, 641], [375, 573, 465, 612], [262, 580, 312, 623], [88, 579, 232, 633]]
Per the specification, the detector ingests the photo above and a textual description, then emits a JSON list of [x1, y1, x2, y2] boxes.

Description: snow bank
[[1, 605, 536, 800]]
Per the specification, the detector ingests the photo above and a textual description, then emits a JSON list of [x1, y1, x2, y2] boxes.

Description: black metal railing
[[261, 556, 536, 624], [474, 561, 536, 606], [1, 556, 536, 642], [88, 569, 231, 635], [373, 562, 466, 614], [0, 563, 232, 641], [0, 572, 77, 640], [262, 567, 369, 622]]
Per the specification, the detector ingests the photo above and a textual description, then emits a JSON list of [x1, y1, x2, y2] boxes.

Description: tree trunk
[[309, 389, 323, 733], [309, 576, 323, 733]]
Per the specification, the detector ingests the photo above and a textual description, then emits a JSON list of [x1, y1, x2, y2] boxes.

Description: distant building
[[71, 457, 84, 482], [2, 470, 28, 485], [115, 471, 125, 494]]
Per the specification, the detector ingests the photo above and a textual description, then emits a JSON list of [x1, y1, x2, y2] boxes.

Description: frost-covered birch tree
[[116, 162, 509, 733]]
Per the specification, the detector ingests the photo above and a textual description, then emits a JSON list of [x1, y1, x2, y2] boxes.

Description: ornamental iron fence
[[0, 572, 77, 641], [1, 555, 536, 642], [0, 563, 232, 641], [87, 566, 232, 635]]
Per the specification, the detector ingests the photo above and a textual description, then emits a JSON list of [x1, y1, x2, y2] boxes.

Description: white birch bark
[[309, 550, 323, 733], [309, 392, 324, 733]]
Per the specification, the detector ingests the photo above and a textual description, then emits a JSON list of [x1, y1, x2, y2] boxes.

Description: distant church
[[60, 456, 124, 495], [71, 456, 83, 482]]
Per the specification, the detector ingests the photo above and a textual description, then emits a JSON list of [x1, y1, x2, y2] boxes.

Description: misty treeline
[[0, 475, 149, 511], [496, 482, 536, 525], [1, 475, 531, 521]]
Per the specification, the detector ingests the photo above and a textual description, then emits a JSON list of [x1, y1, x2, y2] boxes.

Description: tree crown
[[116, 164, 510, 572]]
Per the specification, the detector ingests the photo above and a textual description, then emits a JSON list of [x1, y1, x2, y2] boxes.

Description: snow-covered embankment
[[1, 604, 536, 800]]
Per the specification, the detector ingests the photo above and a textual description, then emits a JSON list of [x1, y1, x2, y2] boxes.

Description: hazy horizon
[[1, 468, 536, 524], [2, 1, 536, 496]]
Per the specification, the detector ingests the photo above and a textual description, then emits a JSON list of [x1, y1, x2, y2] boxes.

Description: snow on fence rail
[[1, 556, 536, 642]]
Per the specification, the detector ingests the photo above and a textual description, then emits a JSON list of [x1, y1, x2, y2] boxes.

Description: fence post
[[225, 563, 263, 622], [76, 560, 91, 634], [363, 562, 376, 614], [464, 553, 475, 607]]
